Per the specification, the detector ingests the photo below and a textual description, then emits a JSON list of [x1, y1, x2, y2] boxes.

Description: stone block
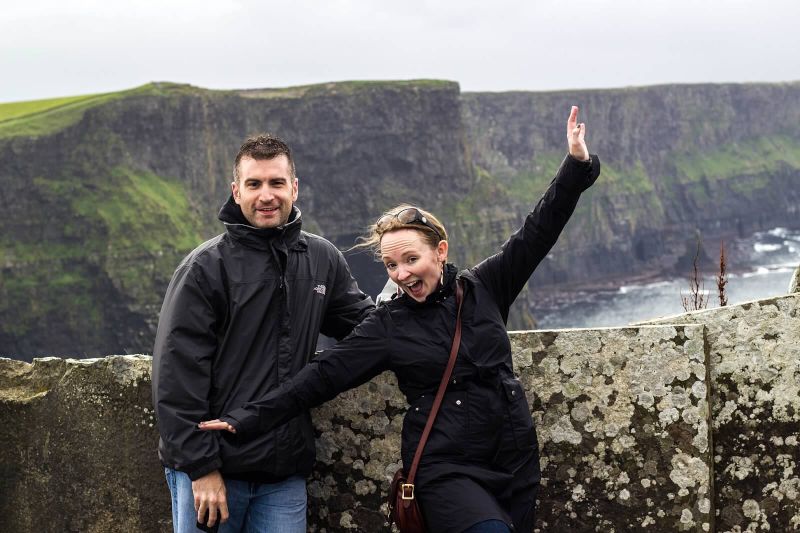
[[511, 325, 712, 532], [0, 355, 167, 532], [644, 293, 800, 532]]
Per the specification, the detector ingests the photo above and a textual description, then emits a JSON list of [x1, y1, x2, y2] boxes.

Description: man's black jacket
[[152, 198, 373, 481]]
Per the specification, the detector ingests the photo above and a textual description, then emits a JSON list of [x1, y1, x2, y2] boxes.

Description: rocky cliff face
[[1, 81, 799, 359], [0, 81, 474, 359], [461, 83, 800, 288]]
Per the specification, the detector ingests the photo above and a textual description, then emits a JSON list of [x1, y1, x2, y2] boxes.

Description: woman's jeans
[[164, 468, 307, 533]]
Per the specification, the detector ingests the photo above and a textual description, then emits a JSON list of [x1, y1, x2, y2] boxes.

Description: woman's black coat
[[223, 154, 600, 532]]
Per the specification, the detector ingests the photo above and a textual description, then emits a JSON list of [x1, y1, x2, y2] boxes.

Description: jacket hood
[[217, 194, 305, 251]]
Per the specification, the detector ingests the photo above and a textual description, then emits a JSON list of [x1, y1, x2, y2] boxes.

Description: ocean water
[[532, 227, 800, 329]]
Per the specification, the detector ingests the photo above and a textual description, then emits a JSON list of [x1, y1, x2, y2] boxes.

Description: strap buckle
[[401, 483, 415, 500]]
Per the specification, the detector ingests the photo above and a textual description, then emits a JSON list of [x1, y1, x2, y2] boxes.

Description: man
[[152, 135, 373, 532]]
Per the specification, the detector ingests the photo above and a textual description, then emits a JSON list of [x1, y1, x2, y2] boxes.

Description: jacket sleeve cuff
[[221, 409, 256, 436], [186, 456, 223, 481], [558, 153, 601, 192]]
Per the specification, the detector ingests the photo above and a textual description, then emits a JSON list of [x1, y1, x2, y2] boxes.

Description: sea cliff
[[1, 80, 799, 359]]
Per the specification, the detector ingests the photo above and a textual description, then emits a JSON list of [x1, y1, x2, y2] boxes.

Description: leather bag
[[388, 280, 464, 532]]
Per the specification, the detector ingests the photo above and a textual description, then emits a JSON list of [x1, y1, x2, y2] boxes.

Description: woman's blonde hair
[[353, 204, 448, 259]]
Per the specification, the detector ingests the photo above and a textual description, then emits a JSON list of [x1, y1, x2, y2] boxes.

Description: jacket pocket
[[501, 377, 537, 450], [401, 391, 468, 465]]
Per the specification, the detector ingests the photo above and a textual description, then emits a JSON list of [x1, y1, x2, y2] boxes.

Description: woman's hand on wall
[[198, 419, 237, 433]]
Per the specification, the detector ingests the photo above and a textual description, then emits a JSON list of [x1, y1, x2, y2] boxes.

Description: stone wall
[[1, 293, 798, 532]]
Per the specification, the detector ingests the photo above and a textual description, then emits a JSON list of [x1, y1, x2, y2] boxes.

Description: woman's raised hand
[[198, 419, 237, 433], [568, 106, 590, 162]]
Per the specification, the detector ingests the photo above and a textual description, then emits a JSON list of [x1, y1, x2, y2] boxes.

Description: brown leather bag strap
[[406, 279, 464, 486]]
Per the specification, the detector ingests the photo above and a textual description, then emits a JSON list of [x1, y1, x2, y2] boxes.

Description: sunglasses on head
[[376, 207, 443, 241]]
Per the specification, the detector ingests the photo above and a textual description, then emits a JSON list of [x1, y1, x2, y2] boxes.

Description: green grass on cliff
[[239, 79, 457, 99], [28, 166, 204, 255], [0, 262, 103, 339], [5, 169, 201, 253], [0, 94, 104, 122], [674, 135, 800, 184], [497, 153, 655, 204], [4, 167, 203, 295], [0, 83, 208, 139], [468, 154, 665, 249], [0, 92, 118, 138], [441, 166, 519, 265], [503, 152, 567, 203], [73, 167, 203, 253], [444, 166, 508, 220], [596, 160, 655, 195]]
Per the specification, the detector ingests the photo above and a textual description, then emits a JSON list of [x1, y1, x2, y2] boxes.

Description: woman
[[200, 106, 600, 532]]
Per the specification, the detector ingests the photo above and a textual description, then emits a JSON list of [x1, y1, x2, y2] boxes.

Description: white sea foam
[[619, 280, 674, 294], [764, 262, 797, 270], [741, 267, 771, 278], [767, 227, 790, 238], [754, 243, 782, 253]]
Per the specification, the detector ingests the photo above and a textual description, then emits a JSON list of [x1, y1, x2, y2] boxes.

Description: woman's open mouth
[[405, 280, 424, 298]]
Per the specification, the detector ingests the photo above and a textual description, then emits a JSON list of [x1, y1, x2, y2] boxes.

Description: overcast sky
[[2, 0, 799, 103]]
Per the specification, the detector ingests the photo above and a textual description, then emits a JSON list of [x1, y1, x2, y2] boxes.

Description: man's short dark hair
[[233, 134, 296, 182]]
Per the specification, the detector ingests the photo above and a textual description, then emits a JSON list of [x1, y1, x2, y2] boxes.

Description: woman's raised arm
[[472, 106, 600, 320]]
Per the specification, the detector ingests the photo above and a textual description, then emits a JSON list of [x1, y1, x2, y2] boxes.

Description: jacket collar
[[218, 195, 306, 251]]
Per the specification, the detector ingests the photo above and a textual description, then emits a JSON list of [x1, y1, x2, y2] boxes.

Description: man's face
[[231, 155, 298, 229]]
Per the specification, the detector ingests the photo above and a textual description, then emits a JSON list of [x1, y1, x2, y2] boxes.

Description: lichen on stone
[[512, 324, 712, 531], [644, 293, 800, 532]]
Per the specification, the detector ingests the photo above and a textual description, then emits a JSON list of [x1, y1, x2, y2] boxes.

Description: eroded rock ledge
[[1, 293, 798, 532]]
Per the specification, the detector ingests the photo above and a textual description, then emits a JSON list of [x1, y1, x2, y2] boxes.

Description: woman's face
[[380, 229, 448, 302]]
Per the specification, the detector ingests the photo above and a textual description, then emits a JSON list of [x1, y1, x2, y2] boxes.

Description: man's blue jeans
[[164, 468, 307, 533]]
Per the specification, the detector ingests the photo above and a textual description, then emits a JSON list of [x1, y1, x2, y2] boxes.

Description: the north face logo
[[313, 284, 326, 296]]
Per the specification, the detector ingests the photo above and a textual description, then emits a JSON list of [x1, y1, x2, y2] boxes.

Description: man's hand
[[193, 470, 229, 527], [567, 106, 590, 162]]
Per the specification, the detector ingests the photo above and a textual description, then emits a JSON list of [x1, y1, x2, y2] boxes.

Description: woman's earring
[[440, 267, 445, 286]]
